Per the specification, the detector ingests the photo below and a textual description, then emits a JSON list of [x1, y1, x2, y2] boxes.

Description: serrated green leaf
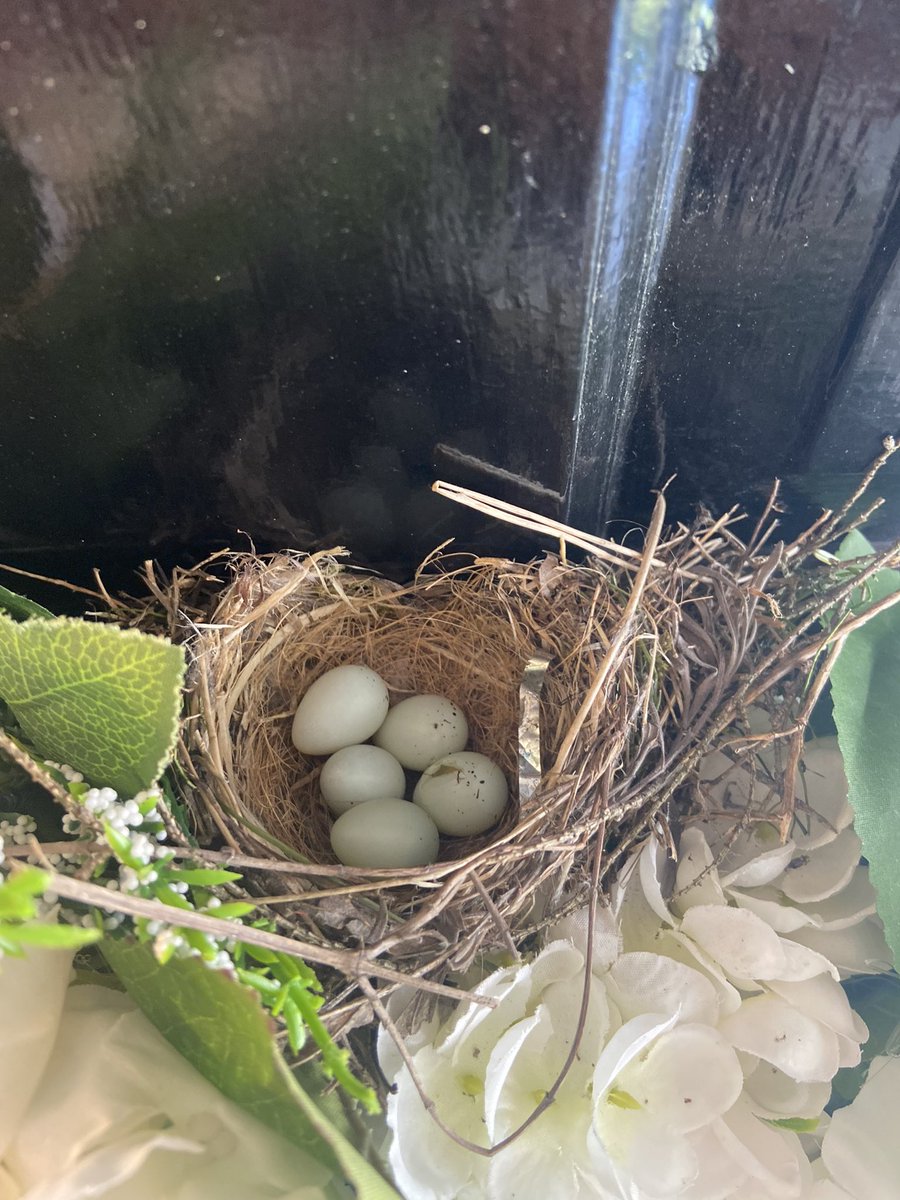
[[2, 921, 102, 949], [102, 939, 400, 1199], [830, 532, 900, 969], [0, 584, 53, 621], [0, 617, 186, 796]]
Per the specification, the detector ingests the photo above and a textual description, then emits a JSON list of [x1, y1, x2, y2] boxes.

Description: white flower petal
[[672, 828, 727, 912], [808, 1180, 855, 1200], [0, 950, 73, 1160], [676, 1125, 754, 1200], [719, 994, 840, 1082], [614, 1024, 743, 1134], [714, 1099, 812, 1198], [766, 976, 868, 1044], [605, 951, 720, 1026], [796, 868, 878, 932], [482, 1010, 545, 1143], [388, 1046, 487, 1199], [9, 1129, 204, 1200], [821, 1056, 900, 1200], [483, 980, 613, 1143], [774, 939, 840, 983], [549, 905, 621, 976], [680, 904, 790, 981], [788, 918, 894, 976], [743, 1061, 831, 1120], [638, 838, 677, 926], [606, 1116, 703, 1199], [780, 828, 862, 905], [793, 739, 853, 851], [8, 984, 334, 1200], [721, 842, 797, 890], [730, 886, 818, 934], [592, 1011, 678, 1100], [486, 1097, 605, 1200], [665, 929, 745, 1014], [445, 940, 582, 1071], [377, 986, 445, 1084]]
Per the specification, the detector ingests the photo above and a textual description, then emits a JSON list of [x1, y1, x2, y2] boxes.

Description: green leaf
[[166, 868, 243, 886], [0, 583, 53, 621], [830, 532, 900, 968], [764, 1116, 819, 1133], [102, 939, 400, 1199], [212, 901, 257, 919], [0, 867, 49, 919], [2, 921, 102, 949], [0, 617, 186, 796]]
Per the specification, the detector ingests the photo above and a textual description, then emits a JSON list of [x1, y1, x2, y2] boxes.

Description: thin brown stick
[[0, 562, 107, 601], [550, 492, 666, 776], [778, 636, 846, 839], [43, 871, 494, 1005], [0, 731, 87, 821]]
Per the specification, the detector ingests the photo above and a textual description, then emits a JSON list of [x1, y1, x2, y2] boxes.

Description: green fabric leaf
[[166, 868, 243, 886], [0, 584, 53, 621], [0, 617, 185, 796], [2, 922, 102, 949], [764, 1116, 819, 1133], [830, 531, 900, 969], [102, 940, 400, 1199]]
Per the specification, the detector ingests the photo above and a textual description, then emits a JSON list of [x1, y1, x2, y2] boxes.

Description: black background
[[1, 0, 898, 594]]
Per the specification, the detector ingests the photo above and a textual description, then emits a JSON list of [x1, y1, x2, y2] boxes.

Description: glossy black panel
[[1, 0, 900, 588], [620, 0, 900, 535], [0, 0, 619, 574]]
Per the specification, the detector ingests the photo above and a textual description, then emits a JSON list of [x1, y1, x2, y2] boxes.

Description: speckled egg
[[413, 751, 508, 836], [373, 694, 468, 770]]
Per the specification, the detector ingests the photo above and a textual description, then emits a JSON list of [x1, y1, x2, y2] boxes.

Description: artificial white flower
[[0, 949, 336, 1200], [385, 936, 615, 1200], [620, 834, 868, 1084], [383, 907, 826, 1200], [810, 1056, 900, 1200], [694, 738, 891, 976]]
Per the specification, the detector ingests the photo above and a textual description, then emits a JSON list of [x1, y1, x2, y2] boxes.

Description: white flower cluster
[[382, 737, 892, 1200], [0, 813, 37, 848]]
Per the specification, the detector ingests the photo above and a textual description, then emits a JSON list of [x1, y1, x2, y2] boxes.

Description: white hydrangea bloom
[[619, 834, 868, 1083], [694, 738, 891, 976], [810, 1056, 900, 1200], [382, 906, 831, 1200], [0, 950, 335, 1200]]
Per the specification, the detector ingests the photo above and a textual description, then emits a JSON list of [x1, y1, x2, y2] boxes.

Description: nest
[[112, 449, 900, 1044]]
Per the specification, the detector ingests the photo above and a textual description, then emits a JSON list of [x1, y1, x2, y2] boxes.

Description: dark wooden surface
[[0, 0, 898, 587]]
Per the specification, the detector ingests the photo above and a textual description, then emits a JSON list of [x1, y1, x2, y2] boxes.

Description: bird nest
[[113, 456, 900, 1042]]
